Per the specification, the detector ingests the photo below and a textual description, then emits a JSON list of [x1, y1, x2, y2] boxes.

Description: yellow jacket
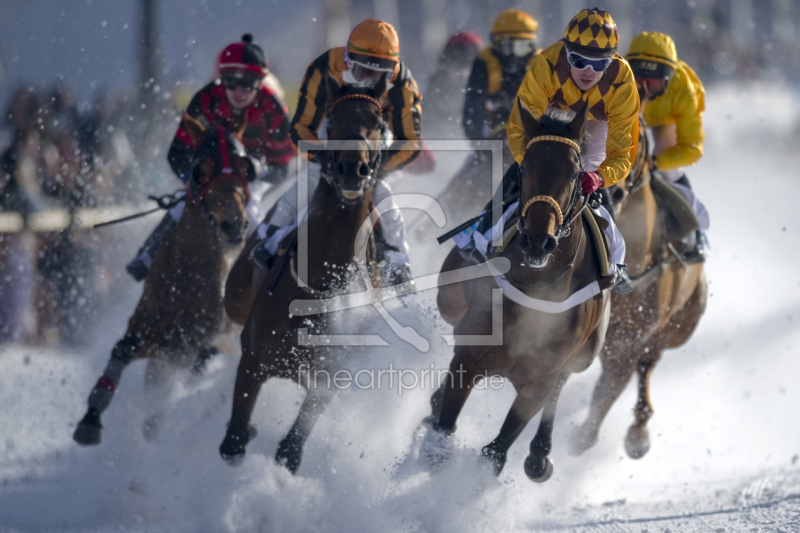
[[643, 60, 705, 171], [507, 41, 639, 187], [291, 47, 422, 172]]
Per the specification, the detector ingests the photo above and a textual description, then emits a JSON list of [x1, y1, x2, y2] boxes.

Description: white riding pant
[[255, 161, 410, 266]]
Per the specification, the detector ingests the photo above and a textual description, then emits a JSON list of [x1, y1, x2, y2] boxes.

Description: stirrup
[[248, 240, 275, 271], [612, 264, 634, 295]]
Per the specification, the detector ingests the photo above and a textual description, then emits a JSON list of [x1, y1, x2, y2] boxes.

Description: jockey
[[249, 19, 423, 286], [463, 8, 539, 142], [627, 31, 709, 262], [125, 34, 294, 282], [456, 8, 640, 294], [423, 31, 483, 141]]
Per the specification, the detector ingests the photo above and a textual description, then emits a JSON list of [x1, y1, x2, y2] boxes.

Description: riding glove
[[580, 171, 604, 195]]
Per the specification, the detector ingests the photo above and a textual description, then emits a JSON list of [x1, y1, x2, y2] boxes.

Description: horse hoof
[[624, 425, 651, 459], [569, 426, 598, 456], [524, 455, 554, 483], [480, 446, 507, 476], [142, 413, 164, 442], [73, 408, 102, 446], [219, 429, 250, 467], [275, 440, 302, 474], [420, 425, 452, 470]]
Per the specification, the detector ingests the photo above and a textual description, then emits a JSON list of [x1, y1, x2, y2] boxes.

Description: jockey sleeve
[[290, 47, 422, 173], [643, 60, 705, 171], [168, 81, 294, 180], [463, 47, 536, 141], [507, 41, 640, 187]]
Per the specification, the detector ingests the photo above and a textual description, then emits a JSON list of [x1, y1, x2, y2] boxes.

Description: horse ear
[[326, 74, 343, 105], [182, 115, 207, 144], [567, 101, 588, 141], [371, 74, 389, 100], [517, 96, 539, 137]]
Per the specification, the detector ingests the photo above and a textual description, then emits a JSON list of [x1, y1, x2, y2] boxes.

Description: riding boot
[[248, 225, 281, 271], [457, 162, 520, 263], [125, 213, 177, 282], [375, 223, 413, 286]]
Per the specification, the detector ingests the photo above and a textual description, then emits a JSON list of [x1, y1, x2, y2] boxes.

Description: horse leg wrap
[[87, 335, 139, 412]]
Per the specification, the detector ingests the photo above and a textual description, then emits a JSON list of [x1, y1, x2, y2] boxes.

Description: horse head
[[322, 76, 388, 204], [515, 99, 587, 268], [187, 126, 258, 245]]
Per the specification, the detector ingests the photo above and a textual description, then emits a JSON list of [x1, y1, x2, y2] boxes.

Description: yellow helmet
[[626, 31, 678, 67], [563, 8, 619, 57], [347, 19, 400, 71], [491, 9, 538, 40]]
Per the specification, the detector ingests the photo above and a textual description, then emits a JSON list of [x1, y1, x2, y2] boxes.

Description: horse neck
[[304, 178, 373, 288], [168, 199, 225, 280]]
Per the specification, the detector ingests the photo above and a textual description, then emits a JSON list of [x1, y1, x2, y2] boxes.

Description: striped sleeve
[[383, 69, 422, 172], [290, 54, 329, 156], [260, 89, 295, 167], [167, 88, 210, 179]]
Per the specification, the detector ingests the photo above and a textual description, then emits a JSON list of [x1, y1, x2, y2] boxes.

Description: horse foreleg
[[224, 233, 263, 325], [275, 385, 334, 475], [141, 358, 180, 442], [625, 348, 663, 459], [570, 350, 637, 456], [436, 247, 472, 327], [73, 333, 140, 446], [219, 350, 266, 466], [523, 372, 568, 482]]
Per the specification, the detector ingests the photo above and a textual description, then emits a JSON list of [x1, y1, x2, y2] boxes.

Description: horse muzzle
[[218, 218, 248, 246], [520, 232, 557, 269]]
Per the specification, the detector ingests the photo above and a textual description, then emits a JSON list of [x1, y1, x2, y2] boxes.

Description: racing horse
[[73, 125, 256, 445], [425, 101, 611, 481], [571, 110, 708, 459], [218, 78, 389, 472]]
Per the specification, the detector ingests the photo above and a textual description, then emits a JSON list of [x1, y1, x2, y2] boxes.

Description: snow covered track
[[1, 84, 799, 532]]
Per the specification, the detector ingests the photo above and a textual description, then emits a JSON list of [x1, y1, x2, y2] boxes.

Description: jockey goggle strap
[[520, 195, 564, 226], [525, 135, 582, 154], [328, 94, 383, 116]]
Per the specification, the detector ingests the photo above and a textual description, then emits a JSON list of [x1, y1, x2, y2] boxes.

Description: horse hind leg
[[275, 384, 334, 475], [625, 348, 663, 459], [570, 346, 638, 456], [141, 358, 181, 442], [73, 333, 140, 446]]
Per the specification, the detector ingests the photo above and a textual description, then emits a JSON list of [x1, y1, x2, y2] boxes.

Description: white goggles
[[343, 61, 392, 88], [496, 38, 535, 58]]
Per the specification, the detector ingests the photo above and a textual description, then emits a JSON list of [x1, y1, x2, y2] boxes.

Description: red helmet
[[441, 32, 483, 66], [216, 34, 268, 76]]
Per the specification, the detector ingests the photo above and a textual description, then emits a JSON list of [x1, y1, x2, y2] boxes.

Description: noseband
[[518, 135, 587, 241]]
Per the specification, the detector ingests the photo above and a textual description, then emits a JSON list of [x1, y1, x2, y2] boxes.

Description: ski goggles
[[343, 61, 393, 89], [495, 38, 535, 58], [566, 49, 613, 73], [221, 72, 263, 91]]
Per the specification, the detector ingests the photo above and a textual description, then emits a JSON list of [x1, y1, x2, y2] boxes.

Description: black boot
[[125, 213, 177, 281]]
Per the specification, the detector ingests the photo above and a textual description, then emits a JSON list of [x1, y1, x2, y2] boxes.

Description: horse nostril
[[220, 220, 240, 238], [357, 161, 370, 179], [542, 236, 557, 254], [335, 162, 346, 177]]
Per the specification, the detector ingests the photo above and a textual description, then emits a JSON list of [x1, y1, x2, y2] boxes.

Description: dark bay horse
[[73, 126, 255, 445], [571, 112, 708, 459], [425, 102, 610, 481], [219, 79, 389, 472]]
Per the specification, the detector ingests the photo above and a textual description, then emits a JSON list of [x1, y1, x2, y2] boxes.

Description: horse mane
[[539, 107, 589, 151]]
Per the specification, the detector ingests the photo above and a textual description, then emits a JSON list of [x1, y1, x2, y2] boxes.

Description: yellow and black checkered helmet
[[491, 9, 538, 40], [563, 8, 619, 57]]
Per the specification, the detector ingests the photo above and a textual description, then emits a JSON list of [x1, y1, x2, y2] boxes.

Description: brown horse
[[571, 112, 708, 459], [218, 79, 389, 472], [73, 126, 254, 445], [424, 102, 611, 481]]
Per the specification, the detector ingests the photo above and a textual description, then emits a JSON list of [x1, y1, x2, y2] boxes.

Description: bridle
[[517, 134, 588, 242], [187, 127, 251, 205], [322, 94, 386, 195]]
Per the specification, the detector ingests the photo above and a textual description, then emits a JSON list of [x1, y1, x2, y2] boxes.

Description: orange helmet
[[346, 19, 400, 71], [563, 8, 619, 57]]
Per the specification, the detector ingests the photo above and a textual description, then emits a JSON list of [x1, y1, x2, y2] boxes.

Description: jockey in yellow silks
[[627, 31, 709, 262], [456, 8, 640, 294]]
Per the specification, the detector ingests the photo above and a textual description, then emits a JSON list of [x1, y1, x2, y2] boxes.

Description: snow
[[1, 83, 800, 531]]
